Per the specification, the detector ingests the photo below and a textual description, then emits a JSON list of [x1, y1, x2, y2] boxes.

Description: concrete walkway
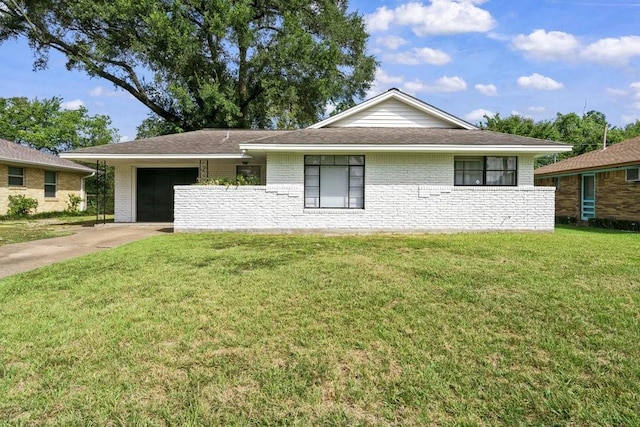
[[0, 225, 170, 279]]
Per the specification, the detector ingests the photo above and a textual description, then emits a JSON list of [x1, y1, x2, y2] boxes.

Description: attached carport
[[136, 167, 199, 222], [59, 129, 278, 223]]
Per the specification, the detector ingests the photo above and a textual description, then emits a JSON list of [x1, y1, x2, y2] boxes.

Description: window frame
[[625, 167, 640, 182], [454, 156, 518, 186], [44, 170, 57, 198], [8, 166, 25, 187], [304, 155, 365, 209]]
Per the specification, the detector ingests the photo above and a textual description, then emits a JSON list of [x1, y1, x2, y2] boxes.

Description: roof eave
[[0, 156, 94, 173], [60, 153, 253, 161], [240, 143, 573, 155], [535, 160, 640, 177]]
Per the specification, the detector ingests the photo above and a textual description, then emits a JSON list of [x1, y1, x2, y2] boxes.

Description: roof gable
[[535, 136, 640, 176], [0, 138, 94, 173], [308, 88, 477, 130]]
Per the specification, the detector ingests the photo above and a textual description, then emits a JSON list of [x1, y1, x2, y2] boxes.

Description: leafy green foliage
[[480, 111, 640, 166], [7, 194, 38, 218], [65, 194, 83, 215], [197, 175, 261, 186], [0, 97, 117, 154], [0, 0, 376, 131]]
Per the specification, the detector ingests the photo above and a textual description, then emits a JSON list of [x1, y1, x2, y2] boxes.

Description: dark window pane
[[8, 166, 24, 176], [349, 166, 364, 177], [320, 155, 335, 165], [45, 184, 56, 198], [349, 155, 365, 165], [305, 175, 319, 187], [334, 155, 349, 165], [305, 166, 320, 176], [305, 156, 320, 165], [8, 176, 24, 186], [486, 171, 516, 185]]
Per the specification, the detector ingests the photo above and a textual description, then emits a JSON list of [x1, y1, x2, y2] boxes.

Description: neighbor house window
[[236, 165, 261, 183], [454, 156, 517, 186], [304, 155, 364, 208], [626, 167, 640, 182], [44, 171, 57, 197], [8, 166, 24, 186]]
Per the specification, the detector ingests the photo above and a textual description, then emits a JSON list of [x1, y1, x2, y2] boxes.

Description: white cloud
[[511, 30, 640, 67], [465, 108, 494, 122], [475, 83, 498, 96], [607, 88, 627, 97], [366, 68, 405, 98], [376, 35, 409, 50], [365, 6, 395, 32], [365, 0, 495, 36], [633, 102, 640, 110], [517, 73, 564, 90], [622, 114, 640, 124], [383, 47, 451, 65], [581, 36, 640, 65], [528, 106, 546, 113], [90, 85, 122, 97], [511, 110, 523, 117], [118, 136, 131, 143], [511, 29, 580, 61], [403, 75, 467, 94], [60, 99, 85, 110]]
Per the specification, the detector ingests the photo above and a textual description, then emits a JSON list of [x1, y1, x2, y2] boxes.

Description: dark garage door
[[136, 168, 199, 222]]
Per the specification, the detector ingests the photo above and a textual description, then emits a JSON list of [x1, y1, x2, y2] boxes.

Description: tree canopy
[[0, 0, 376, 131], [0, 97, 118, 154], [480, 111, 640, 166]]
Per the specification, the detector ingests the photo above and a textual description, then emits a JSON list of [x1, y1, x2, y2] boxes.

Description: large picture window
[[8, 166, 24, 186], [305, 155, 364, 209], [454, 156, 517, 186], [44, 171, 57, 197]]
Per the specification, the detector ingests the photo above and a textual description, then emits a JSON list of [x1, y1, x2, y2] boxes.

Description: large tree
[[479, 110, 640, 166], [0, 0, 376, 131], [0, 97, 118, 154]]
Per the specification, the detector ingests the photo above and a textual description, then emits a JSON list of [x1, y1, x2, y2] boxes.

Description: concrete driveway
[[0, 224, 170, 279]]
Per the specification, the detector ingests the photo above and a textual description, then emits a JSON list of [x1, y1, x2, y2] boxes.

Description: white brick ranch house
[[61, 89, 571, 232]]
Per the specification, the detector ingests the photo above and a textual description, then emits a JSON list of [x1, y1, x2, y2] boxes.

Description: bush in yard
[[65, 193, 83, 215], [7, 194, 38, 218]]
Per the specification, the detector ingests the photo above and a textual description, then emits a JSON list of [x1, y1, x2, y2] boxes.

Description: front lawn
[[0, 215, 112, 246], [0, 229, 638, 425]]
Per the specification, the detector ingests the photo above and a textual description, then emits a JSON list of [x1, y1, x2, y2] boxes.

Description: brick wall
[[536, 171, 640, 221], [174, 184, 555, 232], [596, 170, 640, 220], [0, 163, 87, 215], [175, 153, 554, 232]]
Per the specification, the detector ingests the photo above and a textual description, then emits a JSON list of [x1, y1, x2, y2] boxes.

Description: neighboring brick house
[[1, 138, 94, 215], [535, 136, 640, 223], [62, 89, 571, 232]]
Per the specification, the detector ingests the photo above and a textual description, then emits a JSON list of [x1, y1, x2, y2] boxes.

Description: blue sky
[[1, 0, 640, 142]]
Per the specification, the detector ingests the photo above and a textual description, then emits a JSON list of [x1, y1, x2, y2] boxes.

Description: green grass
[[0, 228, 639, 425], [0, 215, 112, 246]]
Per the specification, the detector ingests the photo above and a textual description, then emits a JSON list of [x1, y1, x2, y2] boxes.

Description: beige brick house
[[1, 138, 94, 215], [535, 136, 640, 223]]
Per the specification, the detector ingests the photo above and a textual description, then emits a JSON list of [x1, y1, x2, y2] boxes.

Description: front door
[[136, 168, 199, 222], [581, 174, 595, 220]]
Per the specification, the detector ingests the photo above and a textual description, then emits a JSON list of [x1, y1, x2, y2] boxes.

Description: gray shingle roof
[[63, 128, 568, 158], [0, 138, 94, 173], [535, 136, 640, 176], [66, 129, 291, 155], [246, 128, 570, 146]]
